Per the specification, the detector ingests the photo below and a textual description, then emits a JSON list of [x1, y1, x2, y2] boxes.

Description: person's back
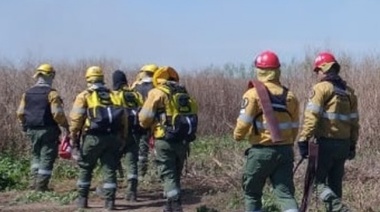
[[69, 66, 128, 210], [138, 66, 193, 212], [298, 52, 359, 212], [233, 51, 299, 212], [16, 63, 69, 192], [112, 70, 143, 202], [132, 64, 159, 178]]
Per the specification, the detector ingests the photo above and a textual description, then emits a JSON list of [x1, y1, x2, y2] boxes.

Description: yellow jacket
[[299, 81, 359, 144], [16, 88, 69, 128], [138, 88, 167, 127], [69, 86, 128, 140], [233, 82, 299, 146]]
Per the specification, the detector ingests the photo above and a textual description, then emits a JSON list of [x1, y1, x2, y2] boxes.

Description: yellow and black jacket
[[233, 81, 299, 146], [299, 80, 359, 144], [138, 81, 198, 142], [69, 84, 128, 139]]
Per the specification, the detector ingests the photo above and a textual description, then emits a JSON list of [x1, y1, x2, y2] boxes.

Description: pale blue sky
[[1, 1, 379, 69]]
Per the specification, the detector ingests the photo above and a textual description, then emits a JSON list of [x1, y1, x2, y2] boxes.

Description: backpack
[[85, 87, 125, 133], [117, 89, 144, 132], [252, 86, 292, 135], [156, 82, 198, 142]]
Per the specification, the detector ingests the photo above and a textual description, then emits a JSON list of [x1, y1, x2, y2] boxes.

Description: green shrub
[[0, 154, 29, 191]]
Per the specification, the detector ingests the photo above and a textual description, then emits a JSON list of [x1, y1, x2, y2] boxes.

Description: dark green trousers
[[76, 133, 119, 200], [242, 145, 298, 212], [138, 132, 151, 177], [315, 138, 351, 212], [124, 133, 139, 193], [154, 139, 188, 200], [27, 126, 60, 191]]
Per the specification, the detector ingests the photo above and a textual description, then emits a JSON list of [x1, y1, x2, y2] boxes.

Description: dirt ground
[[0, 178, 223, 212]]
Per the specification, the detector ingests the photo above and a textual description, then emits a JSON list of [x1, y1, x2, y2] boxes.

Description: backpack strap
[[249, 80, 283, 143]]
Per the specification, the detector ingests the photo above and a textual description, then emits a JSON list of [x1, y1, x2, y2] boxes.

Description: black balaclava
[[112, 70, 128, 90]]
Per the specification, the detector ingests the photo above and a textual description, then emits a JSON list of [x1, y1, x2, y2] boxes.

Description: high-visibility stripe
[[37, 169, 52, 175], [349, 113, 359, 119], [138, 156, 147, 161], [139, 108, 155, 118], [320, 187, 334, 200], [127, 174, 138, 180], [322, 112, 353, 121], [71, 107, 86, 114], [103, 183, 117, 189], [305, 102, 322, 114], [166, 188, 180, 198], [51, 106, 64, 113], [31, 163, 39, 170], [284, 209, 298, 212], [185, 117, 192, 134], [238, 114, 254, 124], [255, 121, 299, 130], [77, 180, 91, 187], [272, 103, 286, 109]]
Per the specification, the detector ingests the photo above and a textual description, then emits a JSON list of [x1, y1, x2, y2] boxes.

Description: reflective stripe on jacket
[[299, 81, 359, 143], [233, 82, 300, 146]]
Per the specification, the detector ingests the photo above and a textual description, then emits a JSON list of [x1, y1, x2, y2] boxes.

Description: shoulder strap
[[249, 80, 283, 143]]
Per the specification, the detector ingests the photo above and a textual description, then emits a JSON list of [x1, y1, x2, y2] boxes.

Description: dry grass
[[0, 53, 379, 210]]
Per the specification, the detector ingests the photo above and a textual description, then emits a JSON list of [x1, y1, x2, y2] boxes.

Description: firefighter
[[112, 70, 144, 201], [16, 63, 69, 192], [139, 66, 197, 212], [69, 66, 128, 210], [233, 51, 300, 212], [298, 52, 359, 212], [132, 64, 159, 177]]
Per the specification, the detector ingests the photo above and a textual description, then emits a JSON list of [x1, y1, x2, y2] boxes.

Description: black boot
[[36, 174, 51, 192], [163, 199, 172, 212], [28, 173, 37, 190], [125, 179, 138, 202], [76, 197, 88, 209], [171, 198, 183, 212], [105, 199, 115, 211]]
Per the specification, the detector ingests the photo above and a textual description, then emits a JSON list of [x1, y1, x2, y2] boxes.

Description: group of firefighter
[[16, 50, 359, 212]]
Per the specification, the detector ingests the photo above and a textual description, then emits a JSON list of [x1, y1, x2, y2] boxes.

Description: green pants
[[124, 133, 139, 193], [242, 145, 298, 212], [138, 132, 151, 176], [315, 138, 350, 212], [27, 126, 60, 191], [155, 139, 188, 200], [77, 133, 119, 200]]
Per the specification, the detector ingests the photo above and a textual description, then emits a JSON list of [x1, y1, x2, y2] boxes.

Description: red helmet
[[254, 51, 280, 69], [314, 52, 337, 72]]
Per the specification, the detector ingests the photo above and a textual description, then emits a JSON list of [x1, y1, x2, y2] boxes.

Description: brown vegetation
[[0, 52, 379, 210]]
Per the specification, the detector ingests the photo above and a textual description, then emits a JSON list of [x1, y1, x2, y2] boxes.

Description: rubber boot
[[163, 199, 172, 212], [36, 174, 51, 192], [171, 197, 183, 212], [77, 185, 90, 208], [125, 179, 138, 202], [28, 172, 37, 190], [138, 159, 148, 178], [76, 196, 88, 209], [105, 199, 115, 211]]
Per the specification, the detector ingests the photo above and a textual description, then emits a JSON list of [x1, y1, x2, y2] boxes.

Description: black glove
[[20, 124, 27, 132], [298, 141, 309, 159], [347, 145, 356, 160]]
